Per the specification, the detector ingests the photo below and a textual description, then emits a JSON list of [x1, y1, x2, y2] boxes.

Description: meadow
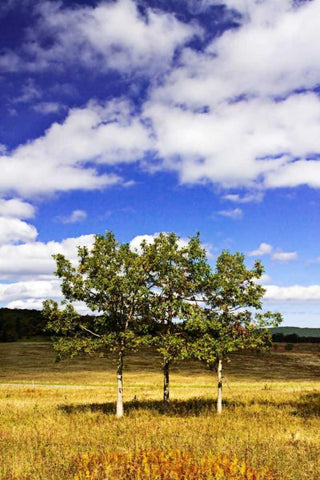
[[1, 342, 320, 479]]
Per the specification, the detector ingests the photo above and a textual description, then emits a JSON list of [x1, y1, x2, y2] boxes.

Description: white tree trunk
[[116, 350, 124, 418], [163, 359, 170, 404], [217, 358, 223, 414]]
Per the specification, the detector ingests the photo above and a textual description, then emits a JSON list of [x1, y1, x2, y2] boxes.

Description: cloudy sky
[[1, 0, 320, 326]]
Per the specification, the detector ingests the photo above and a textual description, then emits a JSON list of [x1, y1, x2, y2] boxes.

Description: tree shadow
[[58, 397, 244, 417], [247, 392, 320, 419], [290, 392, 320, 418]]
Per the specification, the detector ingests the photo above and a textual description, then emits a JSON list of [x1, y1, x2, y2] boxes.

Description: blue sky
[[1, 0, 320, 326]]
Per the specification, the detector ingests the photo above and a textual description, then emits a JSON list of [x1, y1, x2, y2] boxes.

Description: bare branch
[[80, 324, 101, 338]]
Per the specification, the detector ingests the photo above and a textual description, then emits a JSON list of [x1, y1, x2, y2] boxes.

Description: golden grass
[[1, 342, 320, 479], [70, 450, 283, 479]]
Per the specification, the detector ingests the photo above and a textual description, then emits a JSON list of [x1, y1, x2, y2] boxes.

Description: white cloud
[[249, 242, 297, 262], [153, 1, 320, 105], [271, 250, 298, 262], [0, 279, 61, 303], [1, 281, 95, 315], [130, 234, 158, 253], [6, 281, 320, 311], [264, 160, 320, 189], [0, 0, 198, 75], [142, 0, 320, 192], [0, 99, 152, 197], [218, 208, 243, 219], [59, 209, 87, 224], [265, 285, 320, 302], [249, 242, 273, 256], [6, 299, 49, 310], [130, 232, 189, 254], [0, 217, 37, 245], [144, 92, 320, 190], [0, 199, 35, 218], [0, 234, 94, 279], [6, 297, 96, 315], [2, 0, 320, 201], [223, 192, 263, 203], [259, 274, 272, 284]]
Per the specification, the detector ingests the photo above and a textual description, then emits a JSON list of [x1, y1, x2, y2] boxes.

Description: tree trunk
[[163, 358, 170, 404], [217, 358, 223, 414], [116, 350, 124, 418]]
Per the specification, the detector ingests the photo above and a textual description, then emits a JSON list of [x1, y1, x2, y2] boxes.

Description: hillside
[[270, 326, 320, 339]]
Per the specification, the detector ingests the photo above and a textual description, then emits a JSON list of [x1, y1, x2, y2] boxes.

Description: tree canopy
[[187, 250, 282, 412], [43, 231, 281, 417], [43, 231, 151, 417], [139, 232, 209, 403]]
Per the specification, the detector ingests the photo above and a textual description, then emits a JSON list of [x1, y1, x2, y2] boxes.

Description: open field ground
[[1, 343, 320, 479]]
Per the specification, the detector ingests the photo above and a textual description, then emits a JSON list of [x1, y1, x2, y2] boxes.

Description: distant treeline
[[1, 307, 320, 344], [272, 333, 320, 343], [0, 308, 97, 342], [0, 308, 49, 342]]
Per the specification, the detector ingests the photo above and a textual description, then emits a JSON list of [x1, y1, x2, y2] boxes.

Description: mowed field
[[1, 343, 320, 479]]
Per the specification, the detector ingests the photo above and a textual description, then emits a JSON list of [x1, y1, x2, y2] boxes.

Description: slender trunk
[[217, 358, 223, 414], [163, 358, 170, 404], [116, 350, 124, 418]]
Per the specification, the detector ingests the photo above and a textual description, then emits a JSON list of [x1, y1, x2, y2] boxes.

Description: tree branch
[[80, 324, 101, 338]]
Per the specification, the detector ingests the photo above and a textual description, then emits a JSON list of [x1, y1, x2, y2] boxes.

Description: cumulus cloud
[[142, 1, 320, 192], [2, 1, 320, 196], [0, 234, 94, 280], [129, 233, 189, 254], [144, 92, 320, 190], [5, 280, 320, 311], [265, 284, 320, 303], [129, 234, 158, 253], [249, 242, 297, 262], [6, 297, 95, 315], [152, 0, 320, 104], [249, 243, 273, 256], [2, 286, 95, 315], [0, 218, 37, 245], [0, 199, 35, 218], [0, 99, 152, 197], [0, 279, 61, 303], [259, 274, 272, 284], [0, 0, 198, 74]]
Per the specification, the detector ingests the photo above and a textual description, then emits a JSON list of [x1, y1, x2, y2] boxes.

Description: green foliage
[[187, 250, 282, 368], [43, 231, 280, 414], [139, 232, 209, 364], [43, 231, 151, 359]]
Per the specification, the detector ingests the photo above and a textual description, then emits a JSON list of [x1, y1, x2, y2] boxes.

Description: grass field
[[1, 342, 320, 479]]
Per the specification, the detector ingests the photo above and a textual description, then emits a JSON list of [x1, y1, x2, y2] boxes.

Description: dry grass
[[1, 342, 320, 479]]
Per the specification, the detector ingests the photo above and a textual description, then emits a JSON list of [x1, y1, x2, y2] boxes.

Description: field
[[1, 342, 320, 479]]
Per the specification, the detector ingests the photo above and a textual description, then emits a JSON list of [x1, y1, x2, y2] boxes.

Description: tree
[[43, 232, 150, 418], [187, 250, 281, 414], [139, 232, 209, 404]]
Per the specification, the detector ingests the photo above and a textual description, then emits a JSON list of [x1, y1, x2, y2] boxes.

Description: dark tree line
[[0, 308, 49, 342], [272, 333, 320, 343], [0, 308, 96, 342]]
